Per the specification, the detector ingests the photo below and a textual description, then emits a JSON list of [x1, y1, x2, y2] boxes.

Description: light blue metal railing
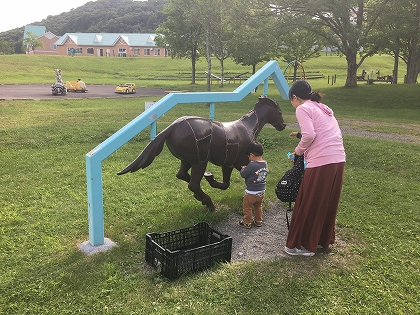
[[85, 60, 290, 246]]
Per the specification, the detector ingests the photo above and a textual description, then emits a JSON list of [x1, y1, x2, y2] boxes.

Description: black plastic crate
[[145, 222, 232, 279]]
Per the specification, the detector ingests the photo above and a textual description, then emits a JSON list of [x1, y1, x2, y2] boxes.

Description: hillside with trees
[[0, 0, 166, 54]]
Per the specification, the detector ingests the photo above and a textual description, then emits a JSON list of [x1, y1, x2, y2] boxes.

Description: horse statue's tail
[[117, 124, 174, 175]]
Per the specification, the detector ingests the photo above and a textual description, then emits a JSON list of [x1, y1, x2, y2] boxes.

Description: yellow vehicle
[[115, 83, 136, 94], [66, 79, 88, 92]]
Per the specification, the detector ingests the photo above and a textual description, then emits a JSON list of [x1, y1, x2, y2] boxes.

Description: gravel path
[[213, 201, 292, 262]]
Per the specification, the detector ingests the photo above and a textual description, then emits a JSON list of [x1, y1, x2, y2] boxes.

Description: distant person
[[238, 142, 268, 228], [284, 80, 346, 256]]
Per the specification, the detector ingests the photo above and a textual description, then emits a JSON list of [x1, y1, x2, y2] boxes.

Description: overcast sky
[[0, 0, 94, 33]]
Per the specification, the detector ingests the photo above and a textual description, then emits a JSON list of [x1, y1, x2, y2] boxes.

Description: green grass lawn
[[1, 56, 419, 314], [0, 53, 410, 87]]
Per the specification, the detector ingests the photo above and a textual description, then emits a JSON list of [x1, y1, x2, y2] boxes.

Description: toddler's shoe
[[238, 220, 252, 228], [253, 220, 263, 227]]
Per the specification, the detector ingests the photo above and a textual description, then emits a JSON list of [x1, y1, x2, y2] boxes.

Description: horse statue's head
[[255, 96, 286, 131]]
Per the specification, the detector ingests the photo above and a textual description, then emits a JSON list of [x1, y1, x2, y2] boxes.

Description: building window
[[164, 48, 170, 57], [50, 44, 57, 50], [134, 48, 140, 56], [118, 48, 127, 57], [144, 48, 151, 56], [154, 48, 160, 56], [87, 48, 94, 54], [68, 47, 82, 55]]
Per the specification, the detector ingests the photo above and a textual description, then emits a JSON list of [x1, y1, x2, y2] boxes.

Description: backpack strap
[[286, 201, 293, 230]]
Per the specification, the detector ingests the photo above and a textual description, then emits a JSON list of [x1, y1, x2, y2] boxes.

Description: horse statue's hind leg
[[176, 160, 191, 182], [189, 162, 215, 210], [175, 159, 215, 210]]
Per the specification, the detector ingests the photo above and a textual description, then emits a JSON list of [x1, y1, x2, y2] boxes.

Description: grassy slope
[[0, 55, 419, 314], [0, 53, 408, 85]]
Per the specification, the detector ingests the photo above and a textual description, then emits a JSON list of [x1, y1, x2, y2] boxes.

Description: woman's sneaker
[[284, 246, 315, 256]]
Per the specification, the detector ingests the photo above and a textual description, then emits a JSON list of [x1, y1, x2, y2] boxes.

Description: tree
[[228, 0, 279, 74], [208, 0, 231, 87], [366, 0, 420, 83], [199, 0, 215, 91], [398, 0, 420, 83], [276, 14, 324, 80], [22, 31, 44, 54], [155, 0, 204, 84], [271, 0, 391, 87], [0, 38, 14, 54]]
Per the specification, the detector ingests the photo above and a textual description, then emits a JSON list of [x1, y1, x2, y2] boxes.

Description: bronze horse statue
[[118, 96, 286, 210]]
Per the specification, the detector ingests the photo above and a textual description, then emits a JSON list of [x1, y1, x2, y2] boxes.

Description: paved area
[[0, 84, 169, 100]]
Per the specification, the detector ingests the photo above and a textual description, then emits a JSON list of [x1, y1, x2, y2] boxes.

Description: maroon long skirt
[[285, 162, 345, 253]]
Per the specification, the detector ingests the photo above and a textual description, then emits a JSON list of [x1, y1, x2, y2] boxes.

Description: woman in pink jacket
[[284, 80, 346, 256]]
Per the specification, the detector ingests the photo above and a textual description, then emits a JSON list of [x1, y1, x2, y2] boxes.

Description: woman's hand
[[287, 151, 296, 162]]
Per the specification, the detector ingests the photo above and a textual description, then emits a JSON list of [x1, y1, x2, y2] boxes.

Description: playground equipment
[[375, 70, 393, 83], [204, 71, 227, 82], [283, 60, 306, 81], [118, 96, 286, 211], [356, 69, 367, 81], [204, 71, 250, 84], [66, 79, 88, 92], [51, 69, 67, 95], [84, 60, 290, 247]]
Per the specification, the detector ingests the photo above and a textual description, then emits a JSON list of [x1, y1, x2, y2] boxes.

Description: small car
[[115, 83, 136, 94]]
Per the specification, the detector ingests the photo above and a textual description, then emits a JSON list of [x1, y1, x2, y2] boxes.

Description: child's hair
[[288, 79, 323, 103], [245, 142, 264, 156]]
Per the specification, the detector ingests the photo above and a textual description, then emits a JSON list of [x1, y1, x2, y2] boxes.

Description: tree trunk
[[206, 55, 212, 92], [191, 50, 197, 84], [392, 48, 399, 84], [405, 54, 420, 83], [405, 0, 420, 83], [405, 39, 420, 83], [345, 52, 358, 87], [206, 16, 211, 92], [293, 63, 298, 82], [219, 59, 224, 87]]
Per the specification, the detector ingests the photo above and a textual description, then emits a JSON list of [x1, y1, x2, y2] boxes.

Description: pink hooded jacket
[[294, 100, 346, 168]]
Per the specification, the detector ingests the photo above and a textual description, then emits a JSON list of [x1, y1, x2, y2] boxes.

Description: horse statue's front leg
[[189, 162, 215, 211], [203, 166, 233, 190]]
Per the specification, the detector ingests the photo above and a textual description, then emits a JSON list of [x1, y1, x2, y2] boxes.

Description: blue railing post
[[86, 154, 104, 246], [150, 121, 157, 140], [263, 78, 269, 95], [209, 102, 215, 120]]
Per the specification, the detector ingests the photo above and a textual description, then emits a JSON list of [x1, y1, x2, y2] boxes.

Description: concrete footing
[[78, 238, 117, 255]]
